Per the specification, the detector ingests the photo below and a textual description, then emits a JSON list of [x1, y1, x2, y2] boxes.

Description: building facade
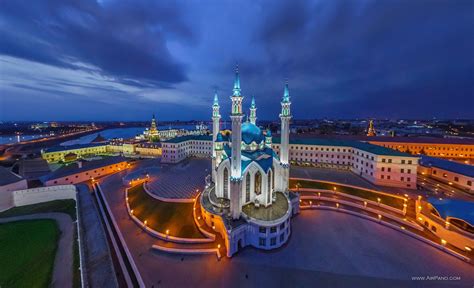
[[418, 156, 474, 193], [200, 68, 299, 257]]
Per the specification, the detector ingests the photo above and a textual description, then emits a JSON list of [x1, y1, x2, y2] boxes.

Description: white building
[[199, 68, 299, 257]]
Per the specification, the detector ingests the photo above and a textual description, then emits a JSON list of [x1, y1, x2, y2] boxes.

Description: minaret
[[265, 129, 272, 148], [211, 90, 221, 182], [367, 119, 376, 136], [279, 81, 292, 192], [249, 96, 257, 125], [229, 65, 244, 219]]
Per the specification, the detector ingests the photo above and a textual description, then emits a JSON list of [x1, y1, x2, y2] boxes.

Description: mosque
[[200, 67, 300, 256]]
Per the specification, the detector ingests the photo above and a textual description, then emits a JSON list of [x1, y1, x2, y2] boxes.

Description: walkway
[[146, 158, 211, 199], [0, 213, 73, 288]]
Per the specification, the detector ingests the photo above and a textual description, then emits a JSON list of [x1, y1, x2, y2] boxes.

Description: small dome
[[241, 122, 264, 145], [266, 129, 272, 137], [216, 133, 224, 142]]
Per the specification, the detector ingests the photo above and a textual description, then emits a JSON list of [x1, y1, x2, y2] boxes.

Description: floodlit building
[[200, 68, 299, 257], [41, 143, 108, 163], [40, 157, 128, 186], [416, 197, 473, 252], [418, 156, 474, 194], [367, 119, 376, 136]]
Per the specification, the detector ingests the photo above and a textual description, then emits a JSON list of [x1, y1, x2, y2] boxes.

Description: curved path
[[0, 213, 73, 288]]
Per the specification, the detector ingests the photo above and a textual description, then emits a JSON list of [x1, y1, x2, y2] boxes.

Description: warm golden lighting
[[144, 220, 148, 226], [217, 244, 221, 249], [378, 214, 382, 220], [441, 239, 447, 245], [130, 209, 134, 215], [336, 203, 339, 208], [377, 198, 381, 203], [465, 246, 472, 252], [333, 187, 337, 191], [418, 206, 422, 210], [212, 225, 216, 230], [309, 201, 312, 205], [418, 217, 423, 221], [166, 229, 169, 235], [364, 201, 367, 207], [400, 226, 405, 230]]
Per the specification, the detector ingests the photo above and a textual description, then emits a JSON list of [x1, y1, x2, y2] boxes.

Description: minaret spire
[[233, 64, 241, 96], [249, 96, 257, 125], [211, 89, 221, 182], [278, 80, 292, 193], [229, 65, 244, 219]]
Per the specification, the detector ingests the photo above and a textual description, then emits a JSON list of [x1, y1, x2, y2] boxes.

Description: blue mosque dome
[[216, 133, 224, 142], [241, 122, 264, 144]]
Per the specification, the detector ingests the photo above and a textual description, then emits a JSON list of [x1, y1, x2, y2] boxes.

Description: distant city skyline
[[1, 0, 473, 121]]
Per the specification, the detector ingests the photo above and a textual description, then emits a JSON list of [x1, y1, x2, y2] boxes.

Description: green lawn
[[127, 184, 204, 238], [290, 179, 405, 210], [0, 199, 77, 220], [0, 220, 59, 288]]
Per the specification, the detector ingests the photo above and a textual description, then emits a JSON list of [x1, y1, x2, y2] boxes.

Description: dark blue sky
[[0, 0, 473, 121]]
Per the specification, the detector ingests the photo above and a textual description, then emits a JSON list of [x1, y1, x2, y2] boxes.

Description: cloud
[[0, 0, 194, 87]]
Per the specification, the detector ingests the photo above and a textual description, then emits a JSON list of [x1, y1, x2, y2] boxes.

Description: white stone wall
[[13, 185, 77, 207]]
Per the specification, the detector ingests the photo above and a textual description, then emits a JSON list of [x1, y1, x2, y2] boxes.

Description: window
[[270, 237, 276, 246], [267, 170, 272, 204], [431, 226, 437, 232], [259, 227, 266, 233], [223, 168, 229, 199], [280, 233, 285, 242], [401, 160, 405, 164], [270, 226, 277, 233], [255, 171, 262, 195], [401, 177, 404, 181], [280, 222, 285, 230], [468, 181, 472, 186], [388, 168, 391, 172], [382, 167, 385, 172], [387, 176, 391, 180], [382, 159, 386, 163], [388, 159, 392, 163], [408, 169, 411, 174], [408, 160, 412, 164], [401, 169, 404, 173], [259, 238, 266, 246], [454, 177, 459, 182], [245, 173, 251, 202]]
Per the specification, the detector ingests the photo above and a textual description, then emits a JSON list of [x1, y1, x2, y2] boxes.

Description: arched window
[[255, 171, 262, 195], [267, 170, 272, 204], [245, 173, 250, 202], [223, 168, 229, 199]]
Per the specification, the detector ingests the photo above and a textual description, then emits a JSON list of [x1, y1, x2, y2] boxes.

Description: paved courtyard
[[146, 158, 211, 199], [99, 167, 474, 287]]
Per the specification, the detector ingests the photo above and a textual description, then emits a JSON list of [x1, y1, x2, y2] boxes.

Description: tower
[[249, 96, 257, 125], [229, 65, 244, 219], [149, 114, 159, 141], [211, 90, 221, 181], [367, 119, 376, 136], [265, 129, 272, 148], [279, 81, 291, 192]]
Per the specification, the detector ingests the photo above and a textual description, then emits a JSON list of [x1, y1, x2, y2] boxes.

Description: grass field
[[290, 179, 405, 210], [0, 220, 59, 288], [127, 184, 204, 238], [0, 199, 77, 220]]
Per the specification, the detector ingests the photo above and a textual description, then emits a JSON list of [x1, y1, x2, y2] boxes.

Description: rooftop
[[274, 137, 415, 157], [40, 156, 127, 182], [162, 135, 212, 143], [420, 156, 474, 177], [44, 143, 106, 153], [0, 166, 24, 186], [242, 192, 289, 221], [427, 197, 474, 225]]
